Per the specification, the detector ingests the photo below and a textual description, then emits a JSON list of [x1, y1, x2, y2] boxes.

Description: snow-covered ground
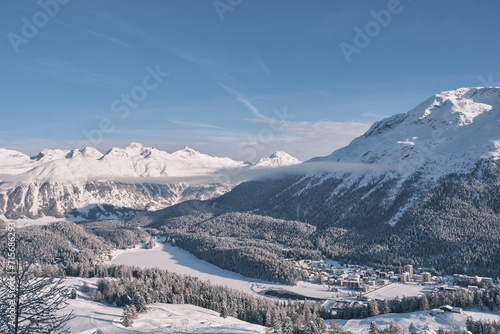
[[332, 308, 500, 333], [111, 241, 341, 300], [364, 282, 434, 300], [61, 278, 266, 334]]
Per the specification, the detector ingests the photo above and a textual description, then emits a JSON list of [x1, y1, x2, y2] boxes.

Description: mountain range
[[0, 145, 300, 220], [2, 86, 499, 276]]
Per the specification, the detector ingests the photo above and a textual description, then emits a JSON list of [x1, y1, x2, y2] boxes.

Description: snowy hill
[[63, 278, 266, 334], [252, 151, 301, 168]]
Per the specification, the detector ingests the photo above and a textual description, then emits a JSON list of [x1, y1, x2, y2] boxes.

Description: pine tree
[[386, 321, 401, 334], [314, 317, 327, 334], [305, 318, 327, 334], [81, 281, 89, 293], [220, 302, 229, 319], [122, 305, 135, 327], [329, 320, 346, 333], [369, 321, 380, 334], [133, 292, 147, 313], [70, 288, 77, 299], [306, 320, 318, 334], [409, 322, 416, 332], [420, 295, 429, 310], [281, 316, 294, 334], [368, 301, 380, 317]]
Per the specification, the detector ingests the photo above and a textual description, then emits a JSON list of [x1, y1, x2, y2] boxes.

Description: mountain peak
[[406, 87, 500, 126], [33, 149, 71, 162], [312, 87, 500, 178], [254, 151, 301, 168], [182, 146, 197, 153], [126, 142, 145, 150], [0, 148, 30, 165], [66, 147, 103, 159]]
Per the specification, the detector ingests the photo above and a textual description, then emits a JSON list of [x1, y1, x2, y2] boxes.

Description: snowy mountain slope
[[210, 88, 500, 275], [311, 87, 500, 178], [0, 148, 30, 165], [252, 151, 301, 168], [0, 143, 298, 220], [0, 143, 246, 183], [0, 181, 233, 220]]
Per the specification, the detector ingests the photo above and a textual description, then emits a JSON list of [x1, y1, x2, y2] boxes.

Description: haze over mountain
[[0, 144, 299, 220]]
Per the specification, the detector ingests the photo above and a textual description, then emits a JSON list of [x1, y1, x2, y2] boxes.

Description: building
[[377, 279, 390, 286], [422, 272, 431, 282], [400, 272, 409, 283], [453, 274, 493, 287], [429, 309, 445, 316], [439, 305, 463, 314], [343, 275, 361, 289], [404, 264, 414, 278]]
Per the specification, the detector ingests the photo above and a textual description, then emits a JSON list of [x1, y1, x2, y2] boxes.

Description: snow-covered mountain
[[0, 148, 30, 165], [252, 151, 301, 168], [0, 143, 297, 220], [220, 87, 500, 222], [0, 143, 246, 182], [212, 88, 500, 275], [311, 87, 500, 179]]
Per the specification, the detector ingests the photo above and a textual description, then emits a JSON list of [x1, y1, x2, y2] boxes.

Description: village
[[293, 258, 496, 316]]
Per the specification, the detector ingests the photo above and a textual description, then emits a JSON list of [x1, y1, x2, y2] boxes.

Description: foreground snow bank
[[61, 278, 266, 334], [333, 308, 500, 333]]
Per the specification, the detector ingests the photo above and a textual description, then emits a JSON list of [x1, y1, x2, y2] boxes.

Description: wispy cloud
[[256, 56, 272, 78], [31, 58, 128, 88], [218, 84, 268, 119], [54, 19, 132, 48], [361, 112, 390, 119], [247, 119, 372, 160], [177, 51, 236, 84], [169, 120, 226, 129]]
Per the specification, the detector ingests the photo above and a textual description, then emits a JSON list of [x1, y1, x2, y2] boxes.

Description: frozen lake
[[111, 241, 338, 300]]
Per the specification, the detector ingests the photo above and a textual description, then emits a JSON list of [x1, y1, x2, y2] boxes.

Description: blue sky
[[1, 0, 499, 161]]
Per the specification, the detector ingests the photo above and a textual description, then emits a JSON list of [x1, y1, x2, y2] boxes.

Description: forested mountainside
[[165, 88, 500, 276]]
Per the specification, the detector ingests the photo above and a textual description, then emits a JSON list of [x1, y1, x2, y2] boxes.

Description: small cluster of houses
[[296, 261, 436, 292], [453, 274, 493, 288]]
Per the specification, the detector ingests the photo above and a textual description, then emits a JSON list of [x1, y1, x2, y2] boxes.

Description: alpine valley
[[2, 87, 500, 334], [2, 87, 500, 276]]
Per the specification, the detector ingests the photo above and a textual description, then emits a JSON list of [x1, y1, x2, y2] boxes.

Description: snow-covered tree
[[280, 316, 294, 334], [122, 305, 137, 327], [369, 321, 380, 334]]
